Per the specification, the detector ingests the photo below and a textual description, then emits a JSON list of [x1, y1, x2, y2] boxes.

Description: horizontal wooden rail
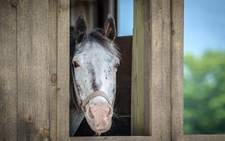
[[69, 136, 152, 141]]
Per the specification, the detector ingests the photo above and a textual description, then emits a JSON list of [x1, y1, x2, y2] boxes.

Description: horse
[[69, 15, 120, 136]]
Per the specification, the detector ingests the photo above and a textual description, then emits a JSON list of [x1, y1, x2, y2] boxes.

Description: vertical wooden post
[[150, 0, 172, 140], [16, 0, 57, 140], [0, 1, 17, 140], [57, 0, 70, 140], [49, 0, 58, 140], [132, 0, 172, 140], [132, 0, 145, 136], [171, 0, 184, 140]]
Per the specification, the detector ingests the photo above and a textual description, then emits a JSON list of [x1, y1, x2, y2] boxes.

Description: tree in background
[[184, 50, 225, 134]]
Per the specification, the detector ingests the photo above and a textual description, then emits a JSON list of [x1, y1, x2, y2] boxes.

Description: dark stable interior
[[75, 117, 130, 136], [70, 0, 132, 136]]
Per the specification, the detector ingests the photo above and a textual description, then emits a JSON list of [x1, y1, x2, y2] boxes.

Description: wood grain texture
[[70, 136, 153, 141], [171, 0, 184, 140], [132, 0, 145, 135], [2, 0, 224, 140], [143, 0, 151, 135], [48, 0, 57, 140], [150, 0, 172, 140], [57, 0, 70, 140], [132, 0, 172, 140], [0, 0, 17, 140], [17, 0, 51, 140]]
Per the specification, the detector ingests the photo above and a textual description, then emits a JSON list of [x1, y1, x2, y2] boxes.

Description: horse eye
[[114, 63, 120, 69], [73, 61, 80, 68]]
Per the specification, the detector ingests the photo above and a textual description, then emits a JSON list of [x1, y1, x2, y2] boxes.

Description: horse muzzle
[[85, 102, 113, 134]]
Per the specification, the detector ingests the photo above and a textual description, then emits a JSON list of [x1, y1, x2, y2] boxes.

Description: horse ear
[[74, 15, 87, 43], [104, 14, 116, 41]]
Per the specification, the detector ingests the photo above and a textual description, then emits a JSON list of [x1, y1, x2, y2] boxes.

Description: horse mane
[[76, 28, 121, 59]]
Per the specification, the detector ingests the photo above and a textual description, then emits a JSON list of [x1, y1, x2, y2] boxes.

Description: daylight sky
[[184, 0, 225, 56], [118, 0, 225, 56], [117, 0, 133, 36]]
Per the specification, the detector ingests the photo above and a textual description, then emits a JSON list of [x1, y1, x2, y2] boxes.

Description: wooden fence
[[0, 0, 58, 140], [1, 0, 225, 141]]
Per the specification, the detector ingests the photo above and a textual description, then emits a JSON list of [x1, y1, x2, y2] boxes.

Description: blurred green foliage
[[184, 50, 225, 134]]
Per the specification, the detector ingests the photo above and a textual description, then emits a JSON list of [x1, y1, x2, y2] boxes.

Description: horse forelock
[[76, 28, 120, 59]]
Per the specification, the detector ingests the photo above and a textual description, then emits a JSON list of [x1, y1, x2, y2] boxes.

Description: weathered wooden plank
[[150, 0, 172, 140], [184, 135, 225, 141], [48, 0, 57, 140], [143, 0, 151, 136], [0, 0, 17, 140], [70, 136, 153, 141], [132, 0, 145, 135], [171, 0, 184, 140], [17, 0, 51, 140], [132, 1, 172, 140], [57, 0, 70, 140], [160, 0, 172, 140]]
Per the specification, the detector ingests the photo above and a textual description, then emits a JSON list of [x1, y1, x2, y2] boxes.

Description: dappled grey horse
[[70, 15, 120, 136]]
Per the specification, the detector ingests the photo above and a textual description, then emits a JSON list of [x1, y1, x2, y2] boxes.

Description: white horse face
[[72, 15, 119, 134], [73, 43, 119, 105]]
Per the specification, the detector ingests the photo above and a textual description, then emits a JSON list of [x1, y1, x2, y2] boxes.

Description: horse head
[[70, 15, 120, 135]]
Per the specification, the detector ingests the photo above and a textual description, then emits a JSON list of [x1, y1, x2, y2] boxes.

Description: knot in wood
[[51, 73, 57, 83], [27, 115, 32, 122], [172, 30, 175, 35], [43, 128, 50, 137]]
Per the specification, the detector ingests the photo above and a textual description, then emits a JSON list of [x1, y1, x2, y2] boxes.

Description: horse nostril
[[107, 106, 113, 118], [94, 120, 101, 127], [88, 107, 95, 119]]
